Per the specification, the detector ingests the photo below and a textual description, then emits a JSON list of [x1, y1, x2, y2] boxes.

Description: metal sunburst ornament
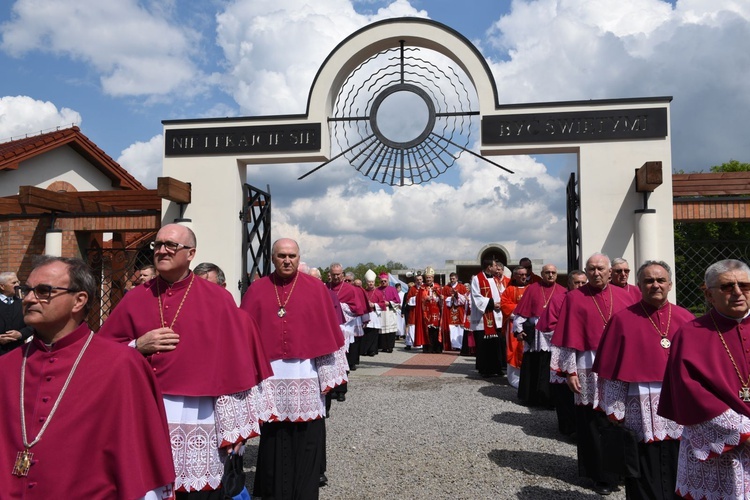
[[299, 42, 512, 186]]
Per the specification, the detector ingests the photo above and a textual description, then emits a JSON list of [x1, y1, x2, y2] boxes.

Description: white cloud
[[1, 0, 202, 96], [116, 135, 163, 189], [486, 0, 750, 172], [215, 0, 427, 115], [0, 95, 81, 139]]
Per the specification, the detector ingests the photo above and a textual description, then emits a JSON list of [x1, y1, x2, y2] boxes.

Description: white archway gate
[[161, 18, 673, 304]]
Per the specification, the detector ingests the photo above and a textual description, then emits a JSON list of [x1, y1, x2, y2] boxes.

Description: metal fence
[[674, 239, 750, 315], [84, 245, 153, 330]]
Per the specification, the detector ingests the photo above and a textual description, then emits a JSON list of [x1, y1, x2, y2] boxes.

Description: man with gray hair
[[610, 257, 641, 302], [194, 262, 226, 288], [659, 259, 750, 499], [0, 271, 33, 354], [551, 253, 638, 495], [594, 260, 694, 499]]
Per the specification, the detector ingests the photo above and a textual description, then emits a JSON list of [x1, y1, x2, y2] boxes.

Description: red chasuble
[[0, 323, 175, 499], [514, 282, 566, 319], [415, 283, 442, 345], [501, 285, 527, 368], [442, 283, 468, 325], [240, 271, 344, 361], [658, 312, 750, 426], [551, 283, 635, 352], [99, 273, 272, 396], [593, 301, 694, 382]]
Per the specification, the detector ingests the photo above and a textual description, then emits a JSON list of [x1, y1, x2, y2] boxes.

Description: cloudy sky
[[2, 0, 749, 271]]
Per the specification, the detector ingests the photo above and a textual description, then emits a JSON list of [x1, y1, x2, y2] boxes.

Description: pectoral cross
[[12, 449, 32, 476], [740, 387, 750, 403]]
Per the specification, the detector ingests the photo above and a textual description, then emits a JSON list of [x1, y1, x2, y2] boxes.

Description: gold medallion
[[278, 307, 286, 318], [12, 449, 32, 477]]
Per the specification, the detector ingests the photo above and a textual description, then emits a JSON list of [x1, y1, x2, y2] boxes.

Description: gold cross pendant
[[12, 449, 32, 477], [740, 387, 750, 403]]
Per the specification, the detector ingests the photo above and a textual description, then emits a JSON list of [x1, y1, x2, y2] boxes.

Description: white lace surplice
[[676, 409, 750, 500], [548, 343, 567, 384], [267, 345, 349, 422], [165, 382, 271, 492], [550, 347, 598, 406], [597, 379, 682, 443]]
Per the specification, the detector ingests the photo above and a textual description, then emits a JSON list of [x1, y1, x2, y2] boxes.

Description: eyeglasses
[[613, 269, 630, 274], [16, 284, 78, 301], [642, 278, 669, 285], [150, 240, 193, 252], [712, 282, 750, 293], [343, 279, 352, 283]]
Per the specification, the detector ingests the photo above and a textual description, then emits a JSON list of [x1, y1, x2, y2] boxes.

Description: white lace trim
[[677, 409, 750, 499], [550, 348, 598, 406], [598, 380, 682, 442]]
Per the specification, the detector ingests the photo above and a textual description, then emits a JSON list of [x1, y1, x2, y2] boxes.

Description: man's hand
[[136, 328, 180, 355], [222, 441, 245, 454], [0, 330, 22, 345], [566, 373, 581, 394]]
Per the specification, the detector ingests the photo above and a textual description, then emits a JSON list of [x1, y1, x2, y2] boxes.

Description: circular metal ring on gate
[[369, 83, 436, 149]]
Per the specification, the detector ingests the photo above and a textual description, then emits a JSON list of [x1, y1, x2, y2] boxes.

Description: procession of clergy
[[1, 223, 750, 500]]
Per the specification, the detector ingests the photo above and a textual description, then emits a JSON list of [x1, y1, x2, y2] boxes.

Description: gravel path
[[244, 341, 626, 499]]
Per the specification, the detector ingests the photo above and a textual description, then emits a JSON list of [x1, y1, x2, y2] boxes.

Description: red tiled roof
[[0, 126, 145, 190]]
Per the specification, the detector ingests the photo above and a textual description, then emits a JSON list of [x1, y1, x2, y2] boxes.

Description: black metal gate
[[84, 242, 153, 330], [241, 183, 272, 294], [566, 172, 581, 273]]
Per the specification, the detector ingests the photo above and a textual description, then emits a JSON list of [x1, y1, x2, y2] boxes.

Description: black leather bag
[[600, 423, 640, 478], [221, 453, 249, 499], [521, 319, 536, 345]]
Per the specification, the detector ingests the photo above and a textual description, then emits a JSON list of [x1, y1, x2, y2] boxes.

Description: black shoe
[[404, 346, 411, 351], [337, 394, 346, 402], [319, 474, 328, 487], [592, 482, 613, 496], [349, 365, 357, 371]]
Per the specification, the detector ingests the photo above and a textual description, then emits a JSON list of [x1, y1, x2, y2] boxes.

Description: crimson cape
[[551, 283, 635, 352], [240, 271, 344, 361], [327, 281, 366, 316], [99, 273, 272, 396], [593, 301, 694, 382], [535, 292, 567, 332], [0, 323, 174, 499], [514, 281, 566, 319], [658, 311, 750, 426]]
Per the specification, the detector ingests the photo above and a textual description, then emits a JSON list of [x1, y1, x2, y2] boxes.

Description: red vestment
[[501, 285, 527, 369], [416, 283, 442, 346], [327, 281, 367, 317], [240, 271, 345, 361], [659, 311, 750, 426], [514, 282, 566, 320], [593, 301, 694, 382], [442, 282, 468, 350], [551, 283, 635, 352], [0, 323, 175, 499], [100, 273, 272, 396]]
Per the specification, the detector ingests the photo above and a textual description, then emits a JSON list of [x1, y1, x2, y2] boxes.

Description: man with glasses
[[513, 264, 566, 406], [0, 256, 175, 498], [99, 223, 273, 499], [551, 253, 638, 496], [610, 257, 642, 302], [519, 257, 542, 284], [594, 261, 694, 499], [659, 259, 750, 499], [0, 271, 33, 354]]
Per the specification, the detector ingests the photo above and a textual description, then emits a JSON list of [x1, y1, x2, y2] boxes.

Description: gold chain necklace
[[157, 273, 195, 329], [272, 272, 299, 317], [711, 310, 750, 402], [13, 331, 95, 476], [590, 285, 613, 329], [640, 301, 672, 349], [541, 284, 556, 309]]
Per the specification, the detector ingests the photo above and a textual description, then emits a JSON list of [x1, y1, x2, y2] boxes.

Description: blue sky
[[1, 0, 749, 269]]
